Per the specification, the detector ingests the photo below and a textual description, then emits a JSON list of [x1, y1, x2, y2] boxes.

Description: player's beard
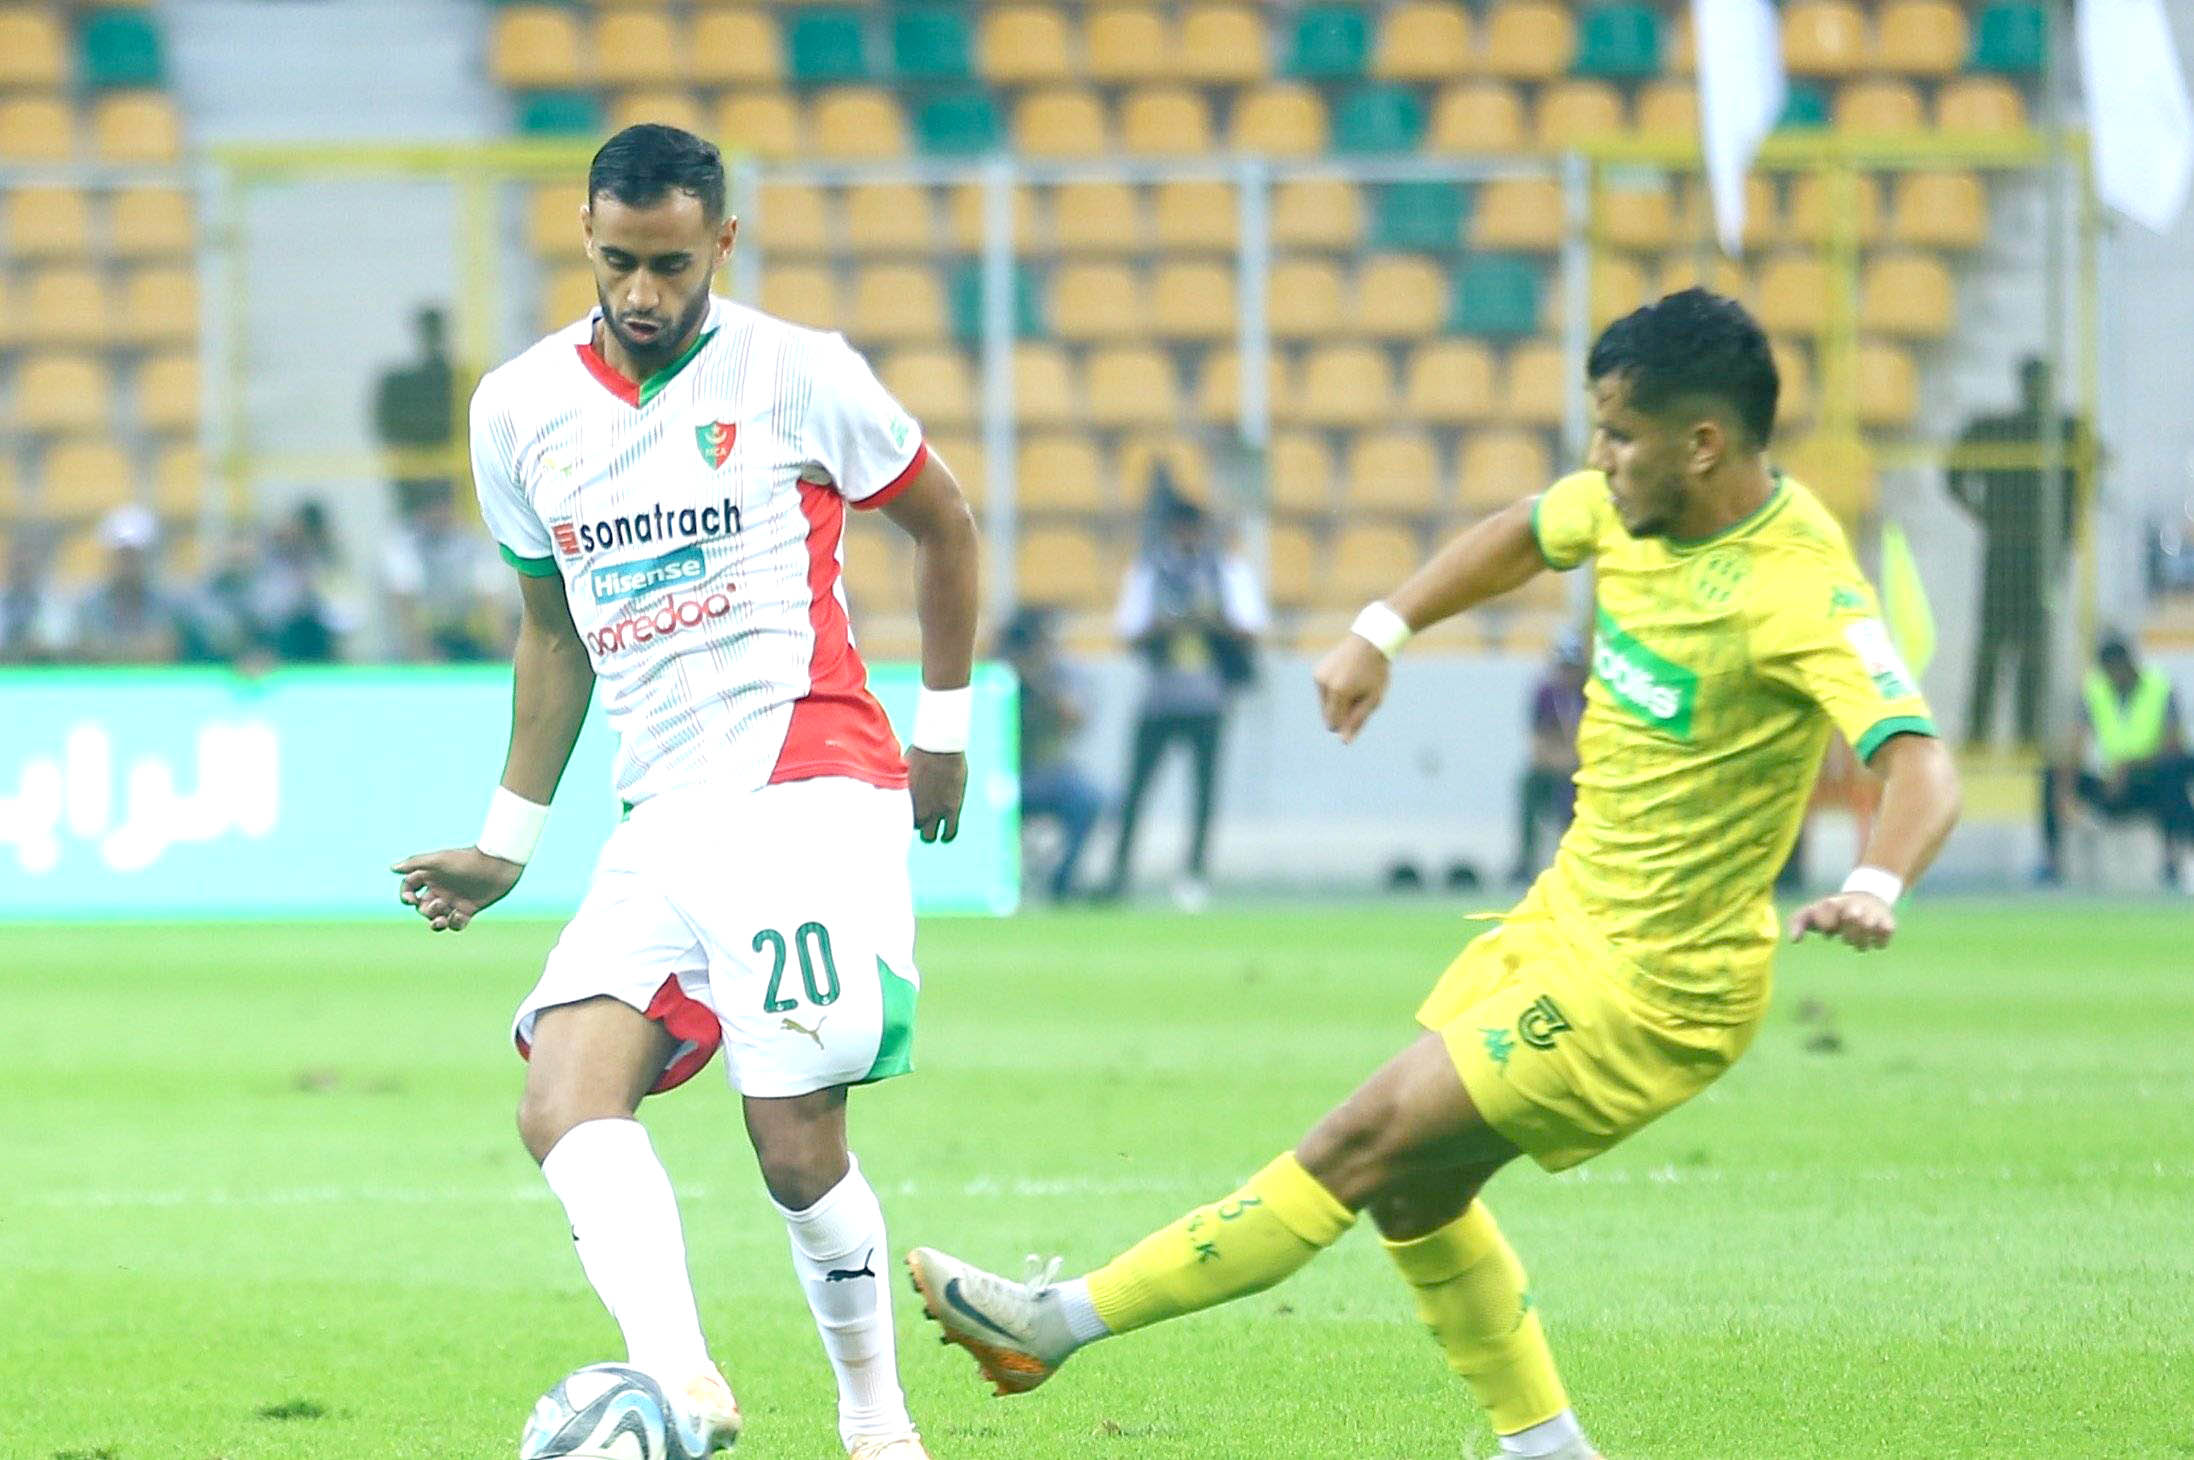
[[601, 283, 711, 372]]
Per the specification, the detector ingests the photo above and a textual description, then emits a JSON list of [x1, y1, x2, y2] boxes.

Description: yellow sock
[[1083, 1153, 1355, 1335], [1383, 1200, 1570, 1436]]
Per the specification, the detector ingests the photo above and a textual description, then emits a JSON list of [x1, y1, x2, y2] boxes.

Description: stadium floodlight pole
[[979, 154, 1019, 625], [1558, 150, 1592, 470]]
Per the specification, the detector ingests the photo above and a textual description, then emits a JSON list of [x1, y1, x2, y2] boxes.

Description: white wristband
[[476, 786, 550, 866], [911, 685, 972, 753], [1349, 601, 1414, 660], [1841, 865, 1904, 905]]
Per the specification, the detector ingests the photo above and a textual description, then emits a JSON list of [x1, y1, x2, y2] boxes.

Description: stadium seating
[[851, 263, 947, 342], [842, 183, 933, 256], [1152, 181, 1237, 254], [1014, 88, 1109, 156], [1375, 181, 1468, 252], [1197, 348, 1296, 425], [1119, 88, 1215, 157], [1597, 181, 1676, 252], [1427, 82, 1528, 154], [7, 187, 91, 258], [1329, 521, 1423, 604], [879, 346, 976, 430], [716, 93, 801, 158], [1636, 77, 1700, 138], [1782, 0, 1870, 77], [1937, 76, 2026, 131], [1344, 429, 1444, 514], [609, 89, 705, 135], [1483, 1, 1578, 81], [1013, 344, 1078, 428], [1268, 258, 1348, 339], [110, 185, 194, 259], [810, 88, 905, 159], [1403, 339, 1499, 424], [1085, 345, 1180, 429], [1265, 521, 1319, 608], [136, 354, 197, 435], [592, 9, 683, 87], [1287, 6, 1371, 79], [42, 439, 135, 515], [1470, 177, 1564, 251], [1786, 171, 1885, 243], [757, 263, 840, 331], [1051, 180, 1144, 255], [1499, 340, 1570, 427], [1575, 2, 1662, 79], [1890, 171, 1988, 249], [22, 266, 110, 347], [1266, 431, 1336, 514], [1859, 251, 1955, 338], [1876, 0, 1970, 77], [1374, 3, 1473, 81], [1016, 435, 1106, 512], [1456, 429, 1552, 512], [753, 182, 830, 257], [1297, 343, 1392, 427], [1151, 260, 1238, 340], [1835, 78, 1926, 134], [1231, 84, 1330, 156], [980, 7, 1075, 86], [1015, 525, 1115, 609], [1178, 5, 1269, 85], [1755, 253, 1835, 335], [1358, 254, 1447, 339], [0, 95, 74, 161], [491, 7, 582, 90], [0, 9, 67, 88], [915, 91, 1003, 154], [1052, 262, 1147, 341], [892, 5, 971, 81], [1272, 178, 1365, 251], [1086, 8, 1172, 84], [1334, 84, 1425, 154], [693, 10, 783, 85], [15, 354, 111, 435], [1534, 79, 1626, 151], [1971, 1, 2048, 72]]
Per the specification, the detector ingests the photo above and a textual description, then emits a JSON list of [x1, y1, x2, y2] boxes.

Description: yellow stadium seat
[[842, 530, 914, 618], [1890, 170, 1988, 249], [945, 182, 1037, 250], [1345, 429, 1445, 514], [1834, 79, 1925, 134], [527, 182, 583, 256], [879, 347, 976, 430], [1050, 181, 1145, 254], [1086, 7, 1174, 83], [594, 9, 686, 86], [1755, 253, 1835, 335], [1404, 339, 1498, 424], [610, 89, 707, 135], [1014, 344, 1078, 428], [1085, 345, 1180, 428], [759, 263, 841, 330], [1876, 0, 1968, 77], [138, 353, 198, 434], [1786, 170, 1884, 243], [1266, 431, 1335, 514], [926, 433, 985, 507], [1428, 83, 1527, 154], [980, 6, 1076, 85], [1498, 340, 1568, 426], [716, 93, 801, 160], [1358, 255, 1448, 339], [1855, 339, 1917, 428], [1859, 251, 1954, 338], [119, 266, 196, 345], [1268, 257, 1347, 339], [1116, 434, 1212, 504], [1151, 260, 1238, 340], [1120, 88, 1215, 157], [1152, 181, 1237, 254], [1298, 344, 1393, 427], [1015, 526, 1114, 609], [0, 96, 73, 163], [541, 264, 598, 330], [1230, 84, 1329, 156], [0, 10, 67, 87], [1177, 5, 1269, 85], [1656, 253, 1752, 305], [8, 186, 90, 257], [1535, 80, 1626, 152], [1470, 177, 1564, 251], [1678, 176, 1777, 251], [754, 182, 831, 257], [43, 440, 135, 515], [1772, 339, 1814, 426], [1597, 182, 1676, 252], [1375, 3, 1473, 81], [1781, 0, 1869, 77], [1483, 1, 1577, 81], [1198, 347, 1295, 425], [851, 263, 946, 343], [491, 6, 584, 88], [1456, 428, 1551, 511], [1636, 78, 1699, 138], [693, 9, 784, 85], [1271, 178, 1364, 251], [95, 92, 181, 163], [151, 441, 203, 518], [1266, 521, 1320, 608], [811, 88, 905, 160], [16, 355, 110, 436], [842, 183, 934, 257], [23, 268, 112, 348], [1329, 522, 1422, 605], [1777, 434, 1876, 519], [1937, 77, 2026, 133], [1017, 435, 1107, 512], [1014, 88, 1109, 157], [1052, 262, 1146, 341], [1586, 254, 1650, 326]]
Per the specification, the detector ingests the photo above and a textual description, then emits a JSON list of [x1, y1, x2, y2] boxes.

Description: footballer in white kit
[[395, 126, 976, 1460]]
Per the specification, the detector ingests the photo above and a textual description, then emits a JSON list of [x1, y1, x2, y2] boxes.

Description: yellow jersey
[[1529, 468, 1936, 1023]]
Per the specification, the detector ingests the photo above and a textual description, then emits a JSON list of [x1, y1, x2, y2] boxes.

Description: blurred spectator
[[183, 503, 347, 667], [2039, 635, 2194, 887], [383, 481, 510, 662], [373, 304, 458, 515], [1102, 478, 1266, 909], [1510, 630, 1588, 883], [1948, 357, 2087, 746], [67, 506, 185, 665], [0, 525, 70, 664], [999, 605, 1106, 902]]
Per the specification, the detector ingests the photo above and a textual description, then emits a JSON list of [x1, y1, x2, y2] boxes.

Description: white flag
[[1692, 0, 1787, 256], [2079, 0, 2194, 233]]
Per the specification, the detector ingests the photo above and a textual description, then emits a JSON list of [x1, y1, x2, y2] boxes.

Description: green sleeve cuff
[[1855, 714, 1938, 764], [499, 543, 559, 578]]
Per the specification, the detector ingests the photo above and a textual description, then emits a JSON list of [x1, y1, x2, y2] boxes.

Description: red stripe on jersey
[[513, 976, 722, 1094], [769, 478, 911, 792], [574, 341, 642, 407], [854, 440, 930, 512]]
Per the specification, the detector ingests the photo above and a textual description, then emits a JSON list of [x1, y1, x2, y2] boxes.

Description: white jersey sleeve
[[469, 373, 556, 572], [797, 333, 925, 506]]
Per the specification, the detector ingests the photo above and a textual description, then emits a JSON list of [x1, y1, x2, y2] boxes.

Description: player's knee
[[517, 1089, 624, 1165], [751, 1138, 848, 1211], [1296, 1091, 1408, 1209]]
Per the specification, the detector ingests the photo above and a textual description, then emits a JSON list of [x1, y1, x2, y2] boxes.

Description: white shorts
[[512, 776, 920, 1099]]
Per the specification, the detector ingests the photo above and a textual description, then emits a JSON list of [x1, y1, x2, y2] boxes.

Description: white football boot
[[905, 1247, 1082, 1396], [846, 1434, 932, 1459], [666, 1365, 742, 1453]]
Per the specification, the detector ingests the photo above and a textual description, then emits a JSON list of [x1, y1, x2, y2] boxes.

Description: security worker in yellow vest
[[2040, 635, 2194, 886]]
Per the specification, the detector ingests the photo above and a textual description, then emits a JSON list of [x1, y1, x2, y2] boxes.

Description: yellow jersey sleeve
[[1531, 471, 1611, 572], [1751, 558, 1937, 762]]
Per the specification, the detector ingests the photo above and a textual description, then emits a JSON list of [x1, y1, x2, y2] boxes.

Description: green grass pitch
[[4, 903, 2190, 1458]]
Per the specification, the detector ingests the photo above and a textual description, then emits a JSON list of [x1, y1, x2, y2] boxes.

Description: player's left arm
[[880, 450, 979, 844], [1790, 731, 1961, 950]]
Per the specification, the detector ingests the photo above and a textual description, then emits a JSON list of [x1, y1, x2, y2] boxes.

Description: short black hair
[[2098, 634, 2134, 666], [587, 124, 726, 222], [1587, 288, 1779, 448]]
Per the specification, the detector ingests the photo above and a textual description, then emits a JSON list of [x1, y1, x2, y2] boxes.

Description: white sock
[[1500, 1407, 1586, 1457], [774, 1155, 913, 1447], [539, 1118, 712, 1380], [1053, 1278, 1112, 1345]]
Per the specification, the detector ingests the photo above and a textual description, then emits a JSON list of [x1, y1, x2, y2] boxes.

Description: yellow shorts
[[1418, 907, 1762, 1172]]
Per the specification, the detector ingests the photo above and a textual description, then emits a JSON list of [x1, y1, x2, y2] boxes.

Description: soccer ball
[[519, 1364, 701, 1460]]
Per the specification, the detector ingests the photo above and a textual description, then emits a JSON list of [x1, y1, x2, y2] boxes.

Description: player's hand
[[908, 748, 966, 844], [1788, 892, 1896, 951], [1313, 634, 1391, 744], [391, 847, 524, 932]]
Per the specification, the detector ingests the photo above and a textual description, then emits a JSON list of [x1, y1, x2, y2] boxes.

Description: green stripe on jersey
[[859, 958, 919, 1084], [637, 327, 718, 407], [499, 543, 558, 577]]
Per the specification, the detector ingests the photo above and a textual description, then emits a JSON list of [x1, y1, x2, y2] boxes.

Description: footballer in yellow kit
[[907, 292, 1963, 1460]]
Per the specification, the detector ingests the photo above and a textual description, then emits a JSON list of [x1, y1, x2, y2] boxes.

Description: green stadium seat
[[1334, 84, 1424, 154], [1573, 3, 1660, 79], [1451, 256, 1541, 337], [1971, 2, 2047, 72], [80, 9, 165, 89], [1374, 181, 1469, 250], [1287, 6, 1370, 79], [518, 91, 603, 136], [894, 5, 973, 81], [915, 91, 1002, 154], [949, 261, 1045, 344], [788, 9, 871, 84], [1776, 82, 1830, 130]]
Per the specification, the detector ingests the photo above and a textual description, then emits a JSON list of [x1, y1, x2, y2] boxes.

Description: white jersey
[[470, 296, 924, 806]]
